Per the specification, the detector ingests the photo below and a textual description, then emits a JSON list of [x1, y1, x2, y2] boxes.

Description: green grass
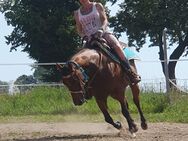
[[0, 87, 188, 123], [0, 87, 76, 116]]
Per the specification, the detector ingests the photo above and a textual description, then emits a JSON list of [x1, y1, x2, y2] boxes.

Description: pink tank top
[[78, 3, 102, 37]]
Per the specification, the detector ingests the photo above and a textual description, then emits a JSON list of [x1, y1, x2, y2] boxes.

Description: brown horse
[[58, 39, 147, 134]]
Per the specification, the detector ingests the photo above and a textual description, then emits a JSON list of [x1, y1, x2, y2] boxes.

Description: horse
[[57, 37, 147, 134]]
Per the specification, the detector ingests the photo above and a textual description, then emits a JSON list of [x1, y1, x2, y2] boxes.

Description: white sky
[[0, 2, 188, 82]]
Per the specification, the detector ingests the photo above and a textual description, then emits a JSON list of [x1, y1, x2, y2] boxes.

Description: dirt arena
[[0, 122, 188, 141]]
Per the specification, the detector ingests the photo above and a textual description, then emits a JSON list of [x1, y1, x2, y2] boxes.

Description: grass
[[0, 87, 188, 123]]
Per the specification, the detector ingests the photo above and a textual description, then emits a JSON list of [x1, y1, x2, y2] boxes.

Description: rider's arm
[[74, 10, 84, 37], [96, 3, 108, 31]]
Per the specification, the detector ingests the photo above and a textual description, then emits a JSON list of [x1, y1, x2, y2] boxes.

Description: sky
[[0, 13, 34, 82], [0, 2, 188, 83]]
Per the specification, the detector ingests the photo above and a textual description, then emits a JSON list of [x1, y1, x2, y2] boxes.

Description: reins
[[66, 52, 102, 100], [65, 61, 88, 98], [60, 37, 107, 103], [84, 51, 102, 90]]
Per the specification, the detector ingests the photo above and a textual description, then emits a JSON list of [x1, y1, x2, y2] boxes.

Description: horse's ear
[[67, 61, 79, 71], [56, 64, 63, 71], [67, 62, 74, 72], [56, 63, 73, 76]]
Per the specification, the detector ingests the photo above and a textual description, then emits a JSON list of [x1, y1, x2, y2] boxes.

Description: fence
[[140, 79, 188, 93], [0, 59, 188, 94], [0, 78, 188, 95]]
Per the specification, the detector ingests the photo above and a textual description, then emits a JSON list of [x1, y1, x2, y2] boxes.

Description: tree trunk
[[168, 35, 188, 87], [158, 34, 188, 89]]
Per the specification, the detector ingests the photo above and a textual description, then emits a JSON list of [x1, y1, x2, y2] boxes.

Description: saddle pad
[[123, 47, 140, 61]]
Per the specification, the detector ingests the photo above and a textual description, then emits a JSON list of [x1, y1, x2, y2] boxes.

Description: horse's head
[[58, 61, 87, 106]]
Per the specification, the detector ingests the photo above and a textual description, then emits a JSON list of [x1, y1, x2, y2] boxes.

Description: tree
[[0, 80, 8, 85], [1, 0, 80, 82], [14, 74, 36, 93], [0, 0, 109, 82], [33, 65, 63, 82], [14, 75, 37, 84], [0, 81, 8, 94], [109, 0, 188, 88]]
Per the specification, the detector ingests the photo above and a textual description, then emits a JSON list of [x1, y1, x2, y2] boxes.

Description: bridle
[[61, 36, 104, 103], [62, 61, 90, 103], [62, 53, 102, 102]]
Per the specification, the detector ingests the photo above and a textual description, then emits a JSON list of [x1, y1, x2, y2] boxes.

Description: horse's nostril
[[73, 99, 85, 106], [81, 99, 86, 104], [79, 99, 84, 105], [75, 102, 83, 106]]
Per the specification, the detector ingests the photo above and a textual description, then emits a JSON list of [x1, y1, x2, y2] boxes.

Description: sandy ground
[[0, 122, 188, 141]]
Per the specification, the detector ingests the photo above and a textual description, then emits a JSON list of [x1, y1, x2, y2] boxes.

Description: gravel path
[[0, 122, 188, 141]]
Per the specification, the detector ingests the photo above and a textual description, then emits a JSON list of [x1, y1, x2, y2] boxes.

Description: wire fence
[[0, 78, 188, 95], [0, 58, 188, 66], [140, 78, 188, 93], [0, 59, 188, 94]]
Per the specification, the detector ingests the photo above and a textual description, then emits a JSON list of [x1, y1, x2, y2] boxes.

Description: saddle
[[83, 35, 121, 64]]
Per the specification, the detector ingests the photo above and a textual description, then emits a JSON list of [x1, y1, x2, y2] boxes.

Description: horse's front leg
[[96, 98, 122, 129]]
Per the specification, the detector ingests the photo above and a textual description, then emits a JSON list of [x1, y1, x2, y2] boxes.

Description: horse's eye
[[73, 74, 80, 81]]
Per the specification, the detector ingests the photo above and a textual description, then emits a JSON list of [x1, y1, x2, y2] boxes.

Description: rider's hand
[[94, 28, 104, 38], [81, 36, 89, 44], [82, 36, 89, 42]]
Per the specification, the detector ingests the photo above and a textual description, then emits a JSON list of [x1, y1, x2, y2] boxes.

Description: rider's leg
[[103, 33, 141, 85]]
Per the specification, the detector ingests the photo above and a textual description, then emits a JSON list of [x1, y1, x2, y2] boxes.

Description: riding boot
[[120, 60, 141, 85]]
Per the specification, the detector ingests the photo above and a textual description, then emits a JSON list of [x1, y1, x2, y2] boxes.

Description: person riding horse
[[74, 0, 141, 85]]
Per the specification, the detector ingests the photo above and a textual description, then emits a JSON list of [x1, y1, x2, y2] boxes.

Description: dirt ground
[[0, 122, 188, 141]]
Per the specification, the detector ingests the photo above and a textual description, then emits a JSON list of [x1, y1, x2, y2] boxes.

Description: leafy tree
[[14, 75, 37, 84], [0, 80, 8, 85], [32, 65, 63, 82], [1, 0, 109, 82], [109, 0, 188, 87], [0, 81, 8, 94], [1, 0, 80, 82], [14, 74, 36, 93]]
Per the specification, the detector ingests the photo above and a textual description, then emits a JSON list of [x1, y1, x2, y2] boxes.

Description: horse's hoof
[[141, 122, 148, 130], [129, 124, 138, 133], [131, 133, 136, 138], [114, 121, 122, 129]]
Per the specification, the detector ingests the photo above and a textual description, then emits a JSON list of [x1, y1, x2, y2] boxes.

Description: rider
[[74, 0, 141, 85]]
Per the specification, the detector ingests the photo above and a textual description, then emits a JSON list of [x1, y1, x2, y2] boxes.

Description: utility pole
[[0, 0, 4, 4], [163, 28, 170, 94]]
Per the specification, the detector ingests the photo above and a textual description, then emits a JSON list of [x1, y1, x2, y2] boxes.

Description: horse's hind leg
[[120, 98, 138, 133], [130, 84, 148, 130], [96, 98, 122, 129], [129, 60, 147, 129]]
